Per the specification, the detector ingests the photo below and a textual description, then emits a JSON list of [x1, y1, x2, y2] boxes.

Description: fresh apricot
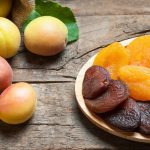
[[127, 35, 150, 67], [0, 17, 21, 58], [0, 56, 13, 91], [0, 82, 37, 124], [0, 0, 12, 17], [24, 16, 68, 56], [93, 42, 130, 79], [118, 65, 150, 101]]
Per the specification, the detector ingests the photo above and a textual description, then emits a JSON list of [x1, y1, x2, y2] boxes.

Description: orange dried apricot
[[118, 65, 150, 101], [127, 35, 150, 67], [93, 42, 130, 79]]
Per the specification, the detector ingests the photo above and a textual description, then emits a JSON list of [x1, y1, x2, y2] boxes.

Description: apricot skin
[[127, 35, 150, 67], [118, 65, 150, 101], [85, 80, 129, 113], [0, 17, 21, 58], [24, 16, 68, 56], [103, 98, 140, 131], [0, 56, 13, 91], [137, 102, 150, 134], [93, 42, 130, 80], [83, 66, 111, 99], [0, 0, 12, 17], [0, 82, 37, 124]]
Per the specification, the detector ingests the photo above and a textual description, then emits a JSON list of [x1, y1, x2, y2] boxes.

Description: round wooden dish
[[75, 37, 150, 143]]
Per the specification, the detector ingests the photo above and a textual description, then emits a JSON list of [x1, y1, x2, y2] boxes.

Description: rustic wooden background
[[1, 0, 150, 149]]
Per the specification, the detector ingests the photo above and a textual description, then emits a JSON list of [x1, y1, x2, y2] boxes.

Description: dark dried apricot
[[85, 80, 129, 113], [82, 66, 111, 99], [137, 102, 150, 134], [102, 98, 140, 131]]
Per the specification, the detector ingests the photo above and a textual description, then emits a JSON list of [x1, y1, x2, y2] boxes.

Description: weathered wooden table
[[1, 0, 150, 149]]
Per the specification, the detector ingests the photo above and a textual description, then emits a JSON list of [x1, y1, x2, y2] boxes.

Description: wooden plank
[[13, 69, 75, 82], [0, 83, 150, 150], [55, 0, 150, 16]]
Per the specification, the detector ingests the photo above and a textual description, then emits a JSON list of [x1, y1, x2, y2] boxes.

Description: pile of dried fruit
[[83, 35, 150, 135]]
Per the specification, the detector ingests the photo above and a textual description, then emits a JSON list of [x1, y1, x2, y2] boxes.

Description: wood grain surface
[[2, 0, 150, 149]]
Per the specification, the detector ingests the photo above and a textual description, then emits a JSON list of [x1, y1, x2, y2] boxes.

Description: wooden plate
[[75, 37, 150, 143]]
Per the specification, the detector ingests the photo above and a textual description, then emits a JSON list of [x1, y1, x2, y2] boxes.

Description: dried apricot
[[137, 102, 150, 134], [102, 98, 140, 131], [85, 80, 129, 113], [127, 35, 150, 67], [118, 65, 150, 101], [82, 66, 111, 99], [93, 42, 130, 79]]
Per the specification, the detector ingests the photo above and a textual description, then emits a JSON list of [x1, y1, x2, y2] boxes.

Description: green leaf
[[22, 0, 79, 43]]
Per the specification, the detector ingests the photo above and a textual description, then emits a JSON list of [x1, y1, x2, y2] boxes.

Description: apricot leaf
[[22, 0, 79, 43]]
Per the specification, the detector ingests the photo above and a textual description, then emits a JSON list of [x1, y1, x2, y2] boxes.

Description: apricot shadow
[[0, 118, 33, 139], [8, 49, 65, 68]]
